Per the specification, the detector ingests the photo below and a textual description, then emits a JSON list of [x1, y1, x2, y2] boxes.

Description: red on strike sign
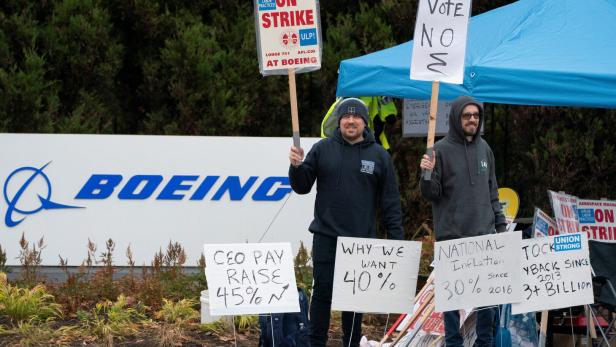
[[254, 0, 321, 75]]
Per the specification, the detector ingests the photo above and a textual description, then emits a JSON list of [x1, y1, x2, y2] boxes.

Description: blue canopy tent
[[336, 0, 616, 108], [338, 0, 616, 311]]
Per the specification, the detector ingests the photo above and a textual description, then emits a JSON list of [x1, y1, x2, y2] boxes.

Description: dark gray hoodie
[[420, 96, 506, 241]]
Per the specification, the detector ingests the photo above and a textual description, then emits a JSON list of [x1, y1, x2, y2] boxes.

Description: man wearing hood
[[420, 96, 506, 346], [289, 97, 403, 347]]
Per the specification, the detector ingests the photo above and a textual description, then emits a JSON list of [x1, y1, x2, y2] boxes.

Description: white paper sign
[[434, 232, 522, 312], [512, 233, 594, 314], [203, 242, 299, 315], [410, 0, 472, 84], [578, 199, 616, 243], [254, 0, 321, 74], [402, 99, 484, 137], [331, 237, 422, 313]]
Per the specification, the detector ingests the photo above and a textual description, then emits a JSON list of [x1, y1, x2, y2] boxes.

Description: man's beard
[[463, 123, 478, 136], [342, 130, 362, 142], [463, 128, 477, 136]]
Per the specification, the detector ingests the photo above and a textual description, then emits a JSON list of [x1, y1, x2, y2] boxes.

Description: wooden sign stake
[[586, 305, 598, 341], [422, 80, 440, 180], [377, 274, 435, 346], [390, 291, 435, 346], [538, 310, 548, 346], [288, 68, 300, 148]]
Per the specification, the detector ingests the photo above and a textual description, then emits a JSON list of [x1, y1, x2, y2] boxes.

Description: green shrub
[[0, 282, 62, 325], [0, 246, 7, 273], [294, 241, 313, 298], [235, 315, 259, 332], [76, 294, 147, 344], [155, 298, 199, 325]]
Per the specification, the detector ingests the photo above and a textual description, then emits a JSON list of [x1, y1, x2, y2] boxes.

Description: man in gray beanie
[[288, 97, 403, 347], [334, 97, 370, 130]]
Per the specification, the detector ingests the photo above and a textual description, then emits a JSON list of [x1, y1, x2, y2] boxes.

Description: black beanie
[[334, 98, 369, 126]]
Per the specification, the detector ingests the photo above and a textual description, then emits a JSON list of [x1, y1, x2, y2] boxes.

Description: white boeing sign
[[0, 134, 318, 266]]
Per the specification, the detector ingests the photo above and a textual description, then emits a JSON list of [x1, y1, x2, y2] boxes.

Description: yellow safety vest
[[321, 96, 397, 150]]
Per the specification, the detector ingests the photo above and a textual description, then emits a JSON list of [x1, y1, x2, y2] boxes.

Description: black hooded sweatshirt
[[289, 128, 403, 244], [420, 96, 507, 241]]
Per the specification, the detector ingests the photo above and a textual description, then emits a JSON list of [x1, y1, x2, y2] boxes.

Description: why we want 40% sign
[[332, 237, 423, 314]]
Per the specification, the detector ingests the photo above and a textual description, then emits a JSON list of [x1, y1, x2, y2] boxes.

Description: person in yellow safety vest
[[321, 96, 397, 150]]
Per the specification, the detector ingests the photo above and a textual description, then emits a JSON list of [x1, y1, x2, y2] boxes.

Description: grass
[[76, 294, 148, 345], [156, 298, 199, 325], [150, 298, 200, 347], [0, 282, 62, 325]]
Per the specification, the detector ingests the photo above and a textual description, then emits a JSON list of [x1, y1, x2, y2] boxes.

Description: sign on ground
[[332, 237, 422, 313], [533, 208, 559, 237], [512, 233, 593, 314], [578, 199, 616, 243], [548, 190, 580, 234], [434, 232, 522, 312], [204, 242, 299, 315]]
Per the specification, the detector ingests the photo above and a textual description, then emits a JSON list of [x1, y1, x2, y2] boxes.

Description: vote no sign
[[411, 0, 471, 84]]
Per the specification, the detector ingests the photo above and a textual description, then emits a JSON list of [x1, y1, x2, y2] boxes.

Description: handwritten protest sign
[[410, 0, 472, 84], [548, 190, 579, 234], [331, 237, 422, 313], [434, 232, 522, 312], [254, 0, 321, 74], [203, 243, 299, 315], [578, 199, 616, 243], [533, 208, 559, 237], [512, 233, 594, 314]]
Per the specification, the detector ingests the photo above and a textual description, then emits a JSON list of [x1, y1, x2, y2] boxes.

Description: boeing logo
[[3, 162, 82, 227], [2, 163, 293, 227], [75, 174, 292, 201]]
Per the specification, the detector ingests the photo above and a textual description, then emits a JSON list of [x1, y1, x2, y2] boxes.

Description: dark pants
[[444, 307, 496, 347], [310, 233, 363, 347]]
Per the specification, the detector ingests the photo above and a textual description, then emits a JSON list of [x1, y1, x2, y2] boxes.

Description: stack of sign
[[385, 190, 601, 347]]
